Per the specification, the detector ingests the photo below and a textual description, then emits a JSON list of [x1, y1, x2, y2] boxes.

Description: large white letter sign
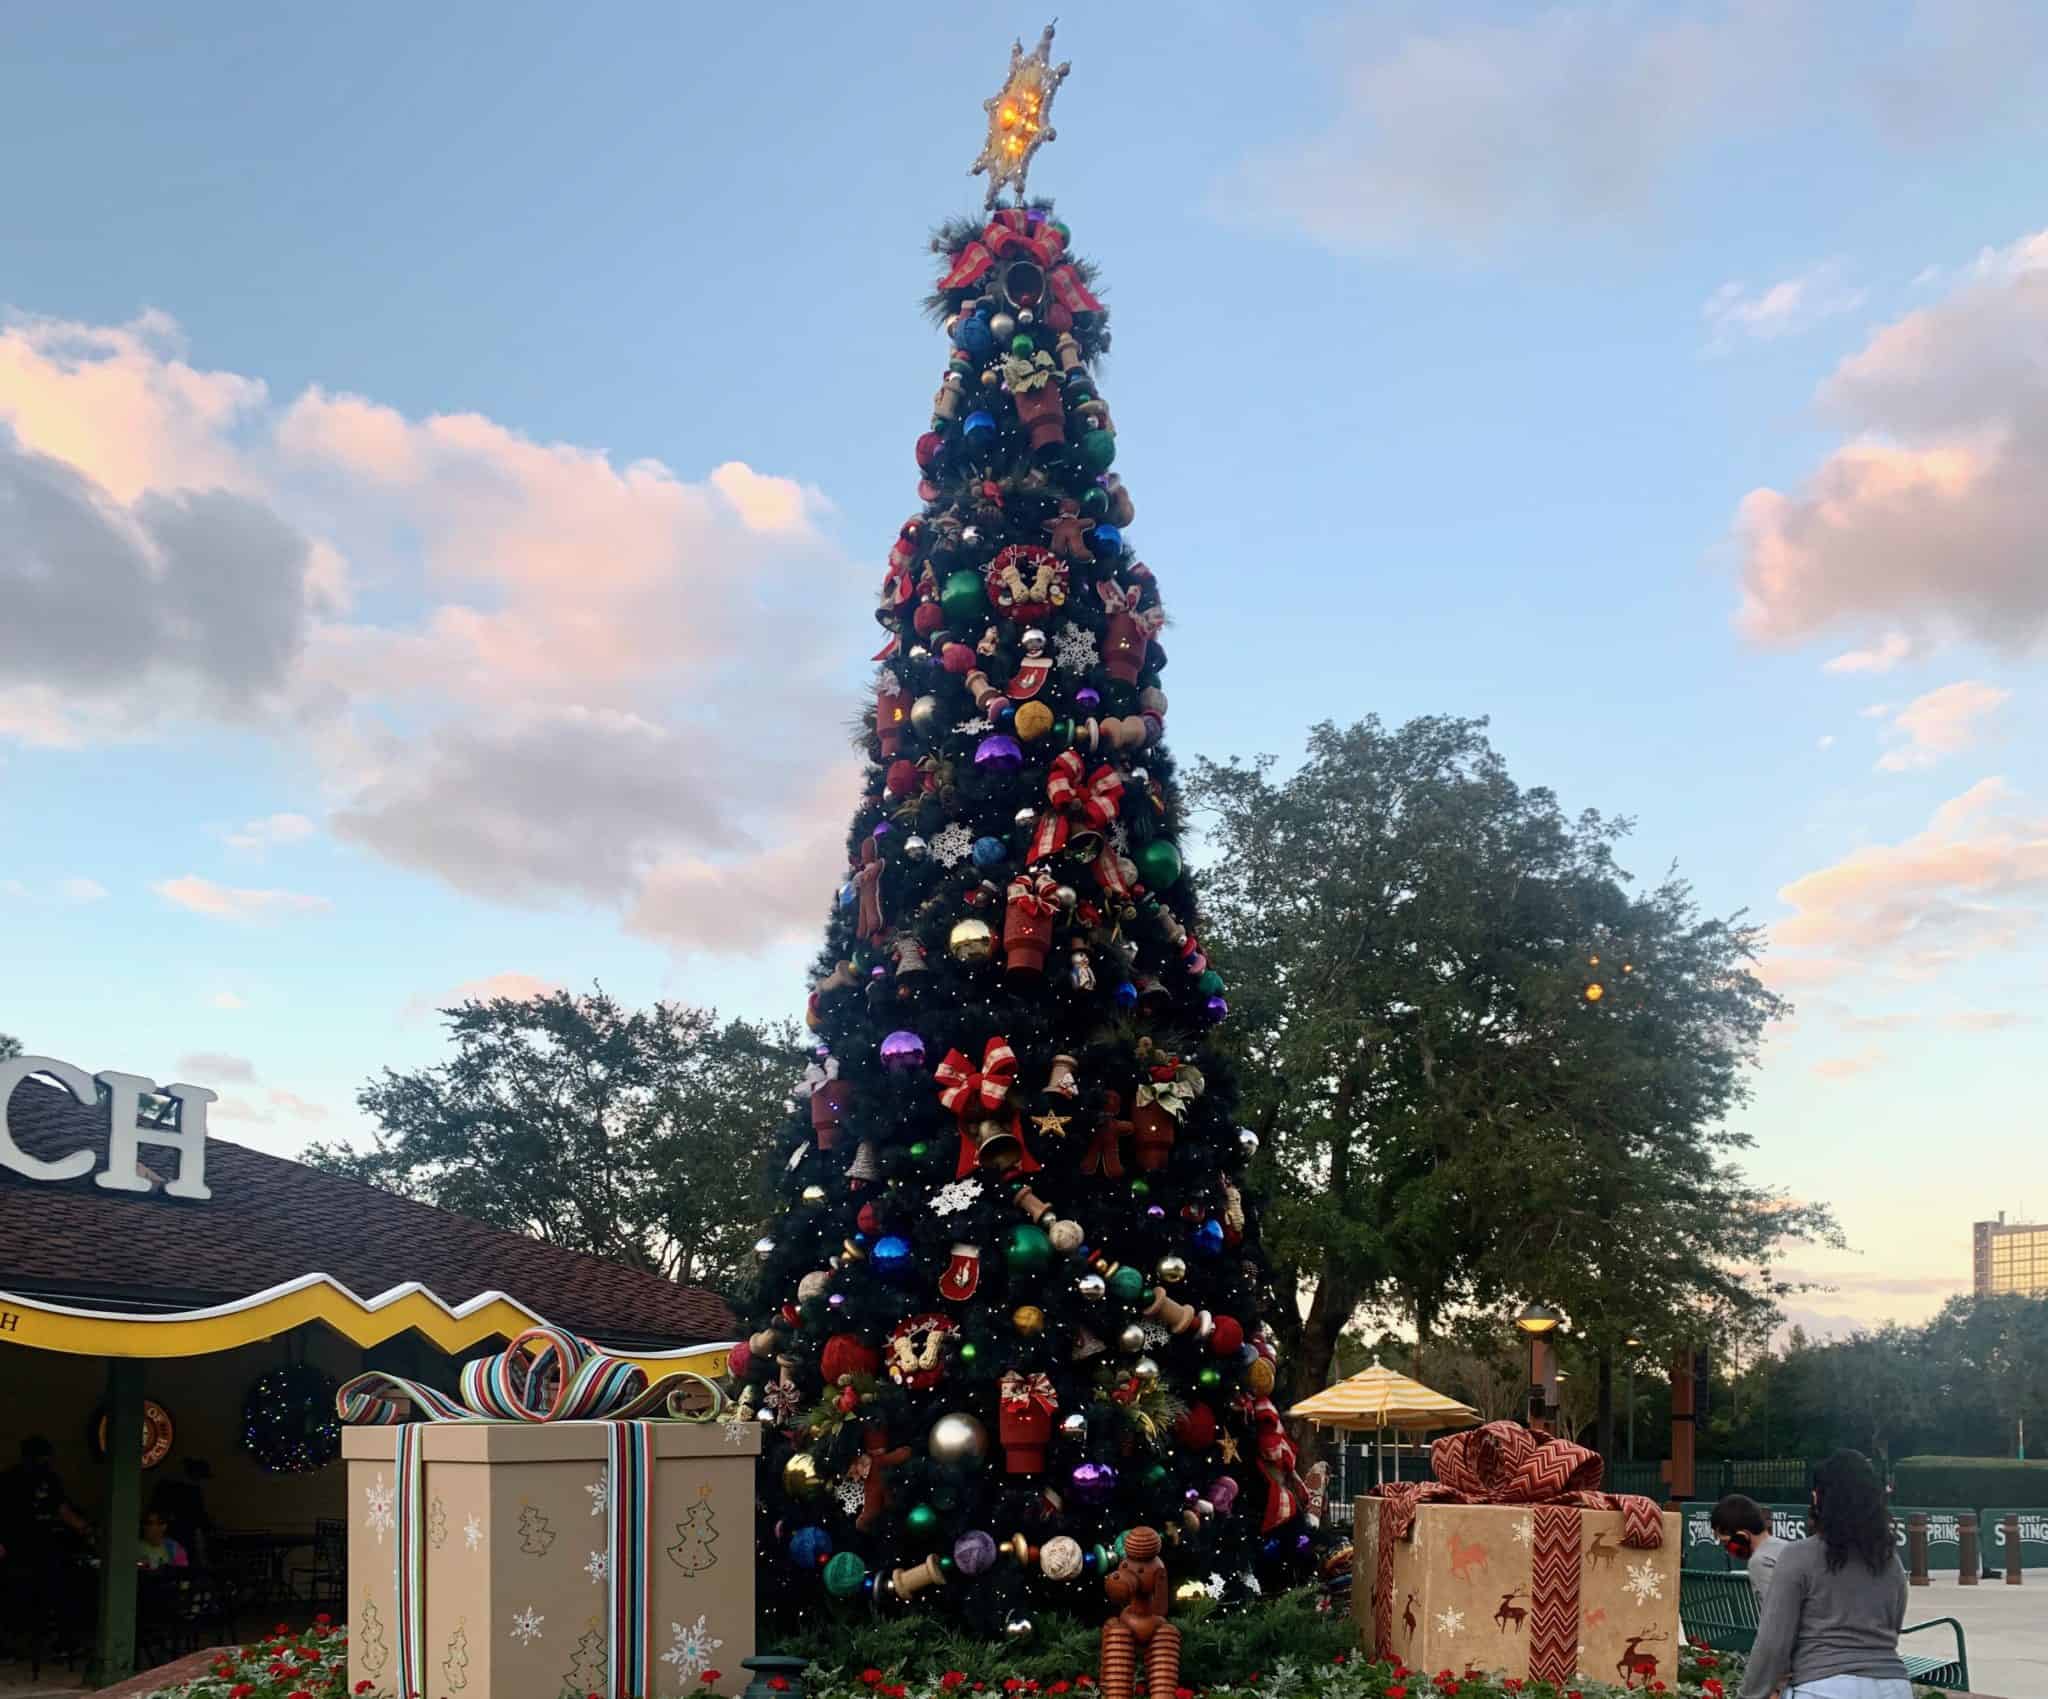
[[0, 1056, 214, 1199]]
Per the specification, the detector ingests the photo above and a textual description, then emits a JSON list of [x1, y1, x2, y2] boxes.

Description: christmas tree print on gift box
[[743, 22, 1319, 1630]]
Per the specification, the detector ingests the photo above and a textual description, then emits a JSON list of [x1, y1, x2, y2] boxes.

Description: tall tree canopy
[[1190, 716, 1835, 1445], [307, 988, 801, 1302]]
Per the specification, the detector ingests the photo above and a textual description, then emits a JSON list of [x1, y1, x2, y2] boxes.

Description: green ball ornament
[[1011, 334, 1036, 357], [906, 1503, 940, 1542], [1198, 969, 1226, 996], [1108, 1265, 1147, 1304], [1141, 1462, 1168, 1490], [909, 1141, 931, 1161], [1080, 486, 1111, 519], [1006, 1223, 1055, 1278], [1136, 839, 1183, 888], [1197, 1366, 1223, 1390], [1130, 1177, 1150, 1200], [1079, 429, 1117, 474], [942, 569, 990, 625], [959, 1341, 979, 1365], [823, 1551, 866, 1598]]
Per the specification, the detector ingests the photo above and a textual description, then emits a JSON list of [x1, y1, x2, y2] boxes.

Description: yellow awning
[[1286, 1358, 1481, 1432]]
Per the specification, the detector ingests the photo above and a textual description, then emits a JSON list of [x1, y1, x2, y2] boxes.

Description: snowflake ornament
[[1109, 819, 1131, 853], [930, 1176, 984, 1216], [587, 1471, 608, 1517], [1435, 1606, 1465, 1635], [1623, 1560, 1665, 1603], [585, 1550, 608, 1585], [1202, 1572, 1226, 1600], [662, 1616, 724, 1683], [953, 715, 992, 736], [1241, 1572, 1263, 1597], [509, 1607, 545, 1646], [930, 823, 976, 867], [1140, 1321, 1169, 1349], [463, 1514, 483, 1552], [1055, 624, 1098, 675], [834, 1476, 868, 1517], [365, 1472, 395, 1542]]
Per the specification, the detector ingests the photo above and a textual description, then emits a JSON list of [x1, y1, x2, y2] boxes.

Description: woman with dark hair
[[1738, 1451, 1909, 1699]]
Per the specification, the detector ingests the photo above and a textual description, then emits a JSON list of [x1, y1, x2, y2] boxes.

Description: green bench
[[1678, 1569, 1970, 1691]]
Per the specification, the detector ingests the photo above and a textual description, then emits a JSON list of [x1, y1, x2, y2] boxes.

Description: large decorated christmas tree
[[739, 27, 1315, 1633]]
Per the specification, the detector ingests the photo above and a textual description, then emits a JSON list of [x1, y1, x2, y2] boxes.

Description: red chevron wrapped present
[[1354, 1421, 1678, 1689]]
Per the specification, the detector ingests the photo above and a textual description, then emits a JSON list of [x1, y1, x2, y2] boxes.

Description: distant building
[[1973, 1212, 2048, 1297]]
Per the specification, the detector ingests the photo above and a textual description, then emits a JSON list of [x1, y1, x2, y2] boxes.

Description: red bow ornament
[[1002, 870, 1061, 975], [998, 1370, 1058, 1475], [933, 1037, 1039, 1178], [1097, 579, 1165, 686], [1029, 748, 1124, 864], [936, 210, 1103, 317]]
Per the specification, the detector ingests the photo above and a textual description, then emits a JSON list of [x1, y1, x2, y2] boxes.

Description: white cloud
[[2, 310, 868, 957], [1217, 2, 2048, 254], [1816, 734, 1837, 751], [1767, 777, 2048, 988], [1873, 680, 2010, 771], [1812, 1046, 1887, 1081], [209, 990, 246, 1010], [212, 1087, 329, 1125], [58, 876, 108, 903], [176, 1051, 256, 1083], [1703, 264, 1866, 349], [1824, 633, 1914, 674], [224, 812, 316, 853], [1736, 225, 2048, 655], [152, 874, 332, 923]]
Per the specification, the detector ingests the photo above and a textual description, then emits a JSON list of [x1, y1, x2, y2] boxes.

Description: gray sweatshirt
[[1737, 1535, 1908, 1699]]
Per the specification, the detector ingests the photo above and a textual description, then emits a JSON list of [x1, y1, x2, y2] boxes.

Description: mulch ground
[[86, 1648, 236, 1699]]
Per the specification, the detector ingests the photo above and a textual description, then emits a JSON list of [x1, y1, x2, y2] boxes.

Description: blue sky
[[3, 1, 2044, 1335]]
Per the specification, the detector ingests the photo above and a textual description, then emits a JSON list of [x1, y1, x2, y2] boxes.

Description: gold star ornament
[[970, 23, 1071, 209], [1031, 1107, 1073, 1141], [1217, 1430, 1241, 1463]]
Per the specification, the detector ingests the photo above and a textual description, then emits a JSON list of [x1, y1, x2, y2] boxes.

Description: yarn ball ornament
[[789, 1525, 833, 1569], [1040, 1535, 1084, 1580], [1173, 1402, 1217, 1449], [885, 759, 920, 797], [823, 1551, 867, 1598], [820, 1333, 880, 1384], [1209, 1315, 1245, 1356], [953, 1530, 999, 1575], [240, 1363, 341, 1475]]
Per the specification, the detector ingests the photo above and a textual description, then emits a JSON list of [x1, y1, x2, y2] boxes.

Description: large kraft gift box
[[339, 1334, 759, 1699], [1354, 1425, 1680, 1690]]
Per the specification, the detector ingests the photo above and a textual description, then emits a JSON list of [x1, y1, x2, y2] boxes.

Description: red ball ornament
[[856, 1201, 881, 1236], [915, 431, 945, 470], [1210, 1315, 1245, 1357], [728, 1339, 753, 1379], [913, 602, 945, 638], [1173, 1402, 1217, 1449], [821, 1332, 881, 1384], [885, 759, 920, 798], [941, 642, 977, 675]]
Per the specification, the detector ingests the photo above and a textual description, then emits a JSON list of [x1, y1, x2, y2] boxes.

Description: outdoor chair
[[1678, 1568, 1970, 1691]]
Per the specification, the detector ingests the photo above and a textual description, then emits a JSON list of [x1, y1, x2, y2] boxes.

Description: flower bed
[[142, 1618, 353, 1699]]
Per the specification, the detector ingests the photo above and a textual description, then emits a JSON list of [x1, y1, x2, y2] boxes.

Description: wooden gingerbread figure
[[1099, 1526, 1181, 1699]]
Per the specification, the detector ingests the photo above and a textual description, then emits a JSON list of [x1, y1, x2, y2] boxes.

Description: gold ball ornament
[[1156, 1254, 1188, 1285], [782, 1452, 824, 1500], [800, 1184, 828, 1208], [1014, 701, 1055, 741], [1247, 1356, 1276, 1396], [928, 1411, 990, 1466], [1134, 1356, 1161, 1386], [1176, 1579, 1210, 1603], [1118, 1324, 1146, 1354], [948, 917, 996, 963], [1012, 1303, 1046, 1337]]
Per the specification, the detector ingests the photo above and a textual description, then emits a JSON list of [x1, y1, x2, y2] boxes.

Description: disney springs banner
[[1681, 1501, 2044, 1573]]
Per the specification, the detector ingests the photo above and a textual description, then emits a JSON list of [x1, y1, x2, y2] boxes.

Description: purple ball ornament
[[1074, 687, 1102, 713], [953, 1530, 999, 1576], [1204, 996, 1230, 1023], [872, 820, 893, 840], [880, 1030, 928, 1072], [975, 734, 1024, 773], [828, 1292, 847, 1309], [1070, 1461, 1118, 1506]]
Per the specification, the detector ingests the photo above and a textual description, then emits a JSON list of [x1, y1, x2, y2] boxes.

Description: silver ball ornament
[[961, 525, 981, 546], [1021, 627, 1048, 655], [1053, 885, 1078, 908], [903, 835, 929, 861], [1134, 1356, 1161, 1386], [1004, 1616, 1034, 1642], [753, 1235, 777, 1260], [1059, 1410, 1087, 1439], [1014, 805, 1039, 828], [1077, 1272, 1107, 1302], [909, 693, 943, 737], [1118, 1323, 1146, 1354], [908, 645, 931, 661], [928, 1411, 990, 1466], [1017, 309, 1035, 326], [989, 312, 1017, 342], [1237, 1127, 1261, 1157]]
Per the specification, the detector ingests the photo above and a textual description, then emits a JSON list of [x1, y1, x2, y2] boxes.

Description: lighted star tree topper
[[969, 22, 1070, 209]]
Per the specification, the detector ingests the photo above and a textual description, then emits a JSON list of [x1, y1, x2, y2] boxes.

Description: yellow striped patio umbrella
[[1287, 1358, 1481, 1483]]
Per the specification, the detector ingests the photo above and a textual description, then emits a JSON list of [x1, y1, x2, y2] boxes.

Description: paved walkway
[[1908, 1578, 2045, 1697]]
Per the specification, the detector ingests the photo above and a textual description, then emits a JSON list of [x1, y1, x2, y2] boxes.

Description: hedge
[[1893, 1455, 2048, 1508]]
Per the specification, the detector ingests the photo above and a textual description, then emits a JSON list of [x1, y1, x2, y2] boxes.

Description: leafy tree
[[0, 1033, 21, 1060], [307, 987, 801, 1302], [1926, 1294, 2048, 1460], [1191, 716, 1835, 1439]]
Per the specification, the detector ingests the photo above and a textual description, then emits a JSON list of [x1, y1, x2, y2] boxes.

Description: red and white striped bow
[[1000, 1370, 1058, 1414], [933, 1037, 1017, 1117], [1030, 750, 1123, 864]]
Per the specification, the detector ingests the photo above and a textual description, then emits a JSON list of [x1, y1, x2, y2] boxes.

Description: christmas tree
[[666, 1494, 720, 1576], [740, 26, 1314, 1632]]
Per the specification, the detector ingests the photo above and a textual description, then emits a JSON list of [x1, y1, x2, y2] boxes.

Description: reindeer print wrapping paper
[[1355, 1499, 1681, 1688]]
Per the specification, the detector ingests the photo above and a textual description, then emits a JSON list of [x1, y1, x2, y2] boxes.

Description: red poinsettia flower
[[1004, 1681, 1024, 1692], [1697, 1656, 1720, 1670], [355, 1684, 375, 1695], [1174, 1688, 1193, 1699], [1049, 1685, 1070, 1695], [768, 1681, 789, 1692], [1702, 1680, 1725, 1698], [1387, 1687, 1409, 1699], [1441, 1684, 1462, 1697], [940, 1677, 967, 1692], [229, 1686, 254, 1698], [1504, 1682, 1524, 1693], [1333, 1653, 1348, 1665], [289, 1689, 312, 1698], [885, 1686, 909, 1698], [861, 1672, 884, 1688]]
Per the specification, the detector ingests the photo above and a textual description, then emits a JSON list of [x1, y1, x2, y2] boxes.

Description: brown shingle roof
[[0, 1078, 734, 1350]]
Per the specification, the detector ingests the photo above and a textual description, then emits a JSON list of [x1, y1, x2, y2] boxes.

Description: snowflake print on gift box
[[587, 1470, 608, 1517], [930, 823, 976, 868], [1055, 623, 1098, 675], [1511, 1515, 1534, 1546], [718, 1404, 751, 1448], [364, 1472, 395, 1542], [1436, 1606, 1466, 1635], [662, 1615, 724, 1683], [463, 1514, 483, 1552], [1623, 1560, 1665, 1604], [509, 1607, 545, 1646], [930, 1176, 984, 1216], [585, 1550, 608, 1585]]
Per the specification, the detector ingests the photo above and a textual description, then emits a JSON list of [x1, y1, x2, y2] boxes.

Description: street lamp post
[[1624, 1334, 1643, 1462], [1514, 1302, 1563, 1435]]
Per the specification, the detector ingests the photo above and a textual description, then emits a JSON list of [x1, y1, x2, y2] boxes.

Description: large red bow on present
[[1030, 749, 1123, 863], [1368, 1420, 1664, 1684], [1006, 869, 1061, 917], [933, 1036, 1017, 1116], [1000, 1369, 1057, 1414], [937, 210, 1103, 316]]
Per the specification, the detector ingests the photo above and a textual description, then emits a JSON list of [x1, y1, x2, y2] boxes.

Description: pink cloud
[[1812, 1047, 1886, 1081], [152, 874, 332, 923], [1823, 632, 1913, 674], [1874, 680, 2009, 772]]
